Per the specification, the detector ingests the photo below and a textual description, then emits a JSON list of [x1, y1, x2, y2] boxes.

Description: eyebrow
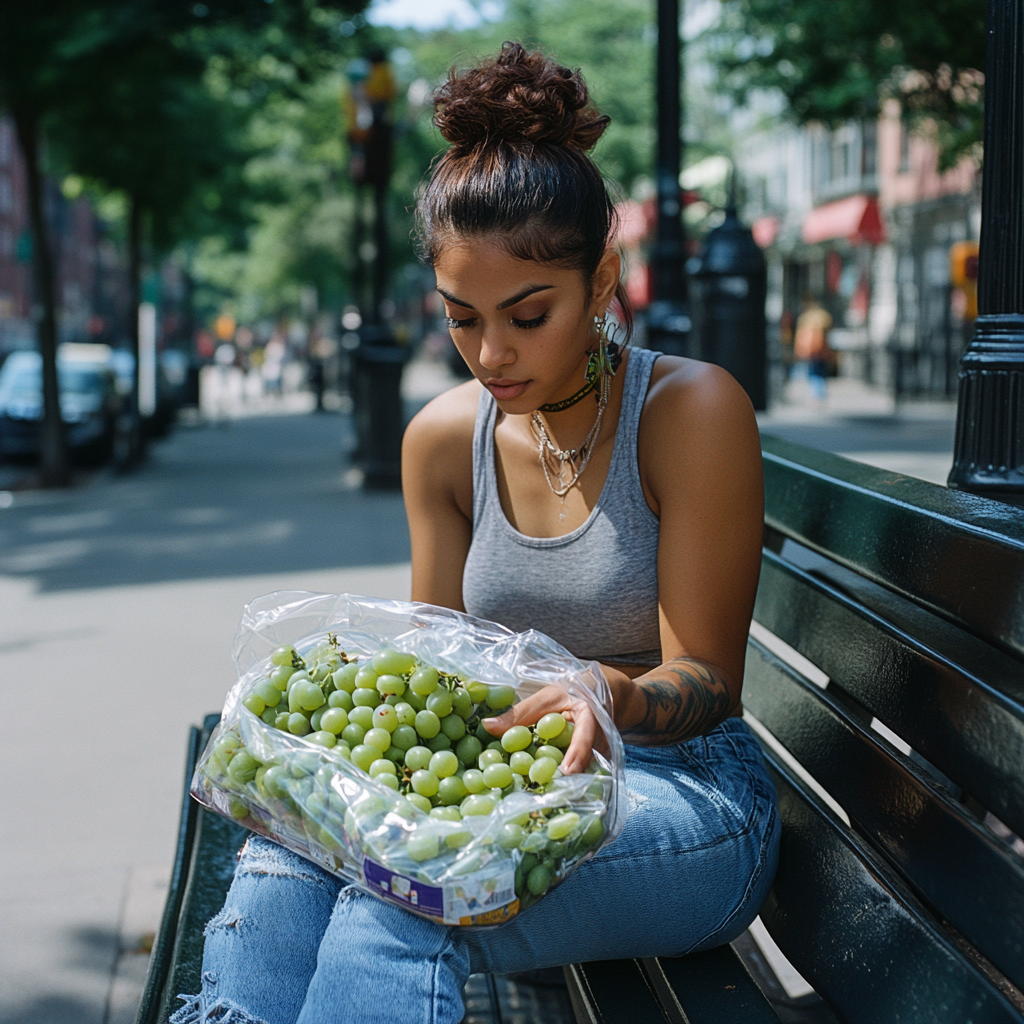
[[436, 284, 554, 312]]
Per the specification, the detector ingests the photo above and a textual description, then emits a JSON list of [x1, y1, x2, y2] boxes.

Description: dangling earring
[[536, 313, 623, 414]]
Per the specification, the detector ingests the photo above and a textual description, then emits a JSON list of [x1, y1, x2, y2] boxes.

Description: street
[[0, 370, 957, 1024]]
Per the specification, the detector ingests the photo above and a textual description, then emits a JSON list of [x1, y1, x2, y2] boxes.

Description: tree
[[711, 0, 985, 168]]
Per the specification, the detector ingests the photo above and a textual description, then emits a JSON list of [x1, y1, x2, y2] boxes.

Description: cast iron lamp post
[[948, 0, 1024, 500]]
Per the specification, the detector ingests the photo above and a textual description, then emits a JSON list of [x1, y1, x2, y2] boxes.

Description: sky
[[368, 0, 502, 31]]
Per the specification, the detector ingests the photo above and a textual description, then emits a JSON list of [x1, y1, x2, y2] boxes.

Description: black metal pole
[[646, 0, 691, 356], [948, 0, 1024, 498]]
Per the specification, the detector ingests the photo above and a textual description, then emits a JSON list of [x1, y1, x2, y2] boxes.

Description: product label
[[361, 857, 518, 926]]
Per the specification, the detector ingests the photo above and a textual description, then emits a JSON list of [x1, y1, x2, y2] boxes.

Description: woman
[[175, 43, 778, 1024]]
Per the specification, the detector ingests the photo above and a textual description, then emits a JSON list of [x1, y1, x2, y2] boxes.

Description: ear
[[590, 249, 621, 317]]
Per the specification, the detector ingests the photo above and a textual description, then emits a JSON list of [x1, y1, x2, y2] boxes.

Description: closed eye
[[446, 316, 477, 329], [510, 313, 549, 330]]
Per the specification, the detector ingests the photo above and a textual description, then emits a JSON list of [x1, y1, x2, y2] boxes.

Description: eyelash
[[445, 314, 550, 331]]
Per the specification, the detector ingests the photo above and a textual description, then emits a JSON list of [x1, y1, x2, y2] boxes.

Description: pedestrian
[[792, 295, 833, 402], [174, 43, 779, 1024]]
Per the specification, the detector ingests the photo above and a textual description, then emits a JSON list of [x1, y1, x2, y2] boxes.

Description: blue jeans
[[171, 718, 779, 1024]]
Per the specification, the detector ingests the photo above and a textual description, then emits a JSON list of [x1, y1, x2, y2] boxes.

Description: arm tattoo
[[620, 658, 733, 746]]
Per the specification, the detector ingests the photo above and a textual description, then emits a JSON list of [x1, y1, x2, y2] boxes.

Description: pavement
[[0, 358, 956, 1024]]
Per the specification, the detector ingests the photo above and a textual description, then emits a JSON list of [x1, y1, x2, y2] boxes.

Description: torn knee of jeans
[[236, 838, 328, 884], [169, 994, 200, 1024], [204, 906, 245, 936], [168, 994, 268, 1024]]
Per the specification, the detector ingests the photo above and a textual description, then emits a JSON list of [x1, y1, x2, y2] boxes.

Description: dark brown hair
[[416, 42, 632, 337]]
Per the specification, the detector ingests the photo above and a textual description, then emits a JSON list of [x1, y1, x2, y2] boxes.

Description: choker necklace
[[538, 339, 621, 413]]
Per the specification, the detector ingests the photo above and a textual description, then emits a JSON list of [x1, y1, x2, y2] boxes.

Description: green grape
[[375, 674, 406, 697], [460, 794, 496, 816], [394, 702, 416, 727], [405, 746, 432, 771], [501, 726, 531, 752], [274, 712, 291, 731], [288, 713, 311, 736], [467, 680, 489, 703], [354, 666, 379, 690], [425, 689, 453, 718], [475, 722, 493, 743], [429, 750, 459, 779], [520, 830, 548, 853], [372, 705, 399, 733], [510, 751, 534, 775], [311, 663, 331, 683], [405, 690, 428, 712], [270, 665, 295, 690], [406, 793, 432, 813], [334, 744, 352, 763], [384, 694, 401, 707], [301, 681, 327, 712], [550, 720, 574, 749], [547, 811, 580, 840], [426, 733, 452, 753], [254, 680, 281, 707], [243, 693, 266, 716], [411, 770, 439, 797], [409, 666, 439, 696], [372, 649, 417, 676], [486, 685, 516, 710], [461, 769, 485, 793], [228, 796, 249, 820], [529, 756, 558, 785], [407, 832, 440, 862], [261, 765, 289, 799], [498, 823, 525, 850], [333, 663, 359, 692], [228, 751, 259, 783], [260, 707, 278, 725], [440, 714, 466, 741], [482, 762, 513, 789], [347, 705, 374, 730], [451, 687, 474, 719], [364, 728, 392, 753], [308, 730, 337, 748], [352, 687, 378, 708], [437, 776, 467, 805], [512, 774, 526, 791], [270, 645, 297, 667], [478, 749, 506, 769], [328, 689, 354, 712], [320, 708, 348, 735], [342, 723, 366, 747], [383, 745, 403, 763], [310, 707, 325, 731], [351, 744, 378, 772], [369, 758, 397, 777], [581, 815, 605, 846], [291, 752, 319, 776], [456, 736, 482, 766], [390, 725, 418, 751], [527, 864, 552, 895], [536, 712, 567, 741], [430, 805, 462, 821], [414, 710, 441, 739], [377, 773, 400, 791], [536, 744, 564, 765]]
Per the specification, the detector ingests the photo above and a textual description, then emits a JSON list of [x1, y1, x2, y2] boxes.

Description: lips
[[485, 379, 531, 400]]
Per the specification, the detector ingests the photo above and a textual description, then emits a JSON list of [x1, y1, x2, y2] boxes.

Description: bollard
[[351, 326, 408, 490]]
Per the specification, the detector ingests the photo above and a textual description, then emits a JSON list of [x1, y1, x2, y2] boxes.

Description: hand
[[482, 684, 599, 775]]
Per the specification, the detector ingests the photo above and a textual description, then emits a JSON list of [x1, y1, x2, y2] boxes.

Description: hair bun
[[433, 42, 610, 152]]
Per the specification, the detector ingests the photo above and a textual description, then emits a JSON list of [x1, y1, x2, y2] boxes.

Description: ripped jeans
[[172, 717, 779, 1024]]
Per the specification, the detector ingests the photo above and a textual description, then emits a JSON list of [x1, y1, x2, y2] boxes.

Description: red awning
[[801, 195, 886, 246]]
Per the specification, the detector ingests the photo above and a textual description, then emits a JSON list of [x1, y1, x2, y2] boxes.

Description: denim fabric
[[171, 718, 779, 1024]]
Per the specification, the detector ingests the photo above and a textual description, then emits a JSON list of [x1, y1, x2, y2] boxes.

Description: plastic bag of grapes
[[192, 591, 627, 927]]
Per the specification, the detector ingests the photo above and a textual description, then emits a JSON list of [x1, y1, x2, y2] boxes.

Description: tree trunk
[[13, 108, 68, 486]]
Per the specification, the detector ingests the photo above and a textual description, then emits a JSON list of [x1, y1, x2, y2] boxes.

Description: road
[[0, 362, 958, 1024]]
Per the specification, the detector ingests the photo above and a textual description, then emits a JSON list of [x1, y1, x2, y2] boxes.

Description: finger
[[560, 705, 598, 774], [482, 688, 568, 735]]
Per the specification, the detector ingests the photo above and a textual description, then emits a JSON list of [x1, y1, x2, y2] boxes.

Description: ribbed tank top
[[462, 347, 662, 666]]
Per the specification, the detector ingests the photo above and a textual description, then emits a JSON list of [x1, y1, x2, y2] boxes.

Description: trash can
[[351, 329, 409, 490], [688, 207, 767, 411]]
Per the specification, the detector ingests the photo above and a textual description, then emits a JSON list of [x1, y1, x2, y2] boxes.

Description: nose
[[478, 327, 516, 372]]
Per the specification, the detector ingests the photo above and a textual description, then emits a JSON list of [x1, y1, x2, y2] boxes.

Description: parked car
[[0, 345, 125, 462]]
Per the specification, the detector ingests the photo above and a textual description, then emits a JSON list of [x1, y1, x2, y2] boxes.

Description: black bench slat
[[745, 637, 1024, 992], [759, 747, 1024, 1024], [761, 434, 1024, 662], [564, 960, 668, 1023], [753, 548, 1024, 838], [641, 946, 782, 1023]]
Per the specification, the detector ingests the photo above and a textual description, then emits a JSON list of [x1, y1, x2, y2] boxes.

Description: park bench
[[136, 434, 1024, 1024]]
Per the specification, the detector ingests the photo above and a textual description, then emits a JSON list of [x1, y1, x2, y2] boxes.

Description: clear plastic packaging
[[192, 591, 626, 927]]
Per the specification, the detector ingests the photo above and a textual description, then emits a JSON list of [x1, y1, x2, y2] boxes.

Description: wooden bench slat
[[745, 637, 1024, 992], [563, 960, 668, 1024], [754, 548, 1024, 838], [761, 434, 1024, 662], [641, 947, 782, 1023], [758, 746, 1024, 1024]]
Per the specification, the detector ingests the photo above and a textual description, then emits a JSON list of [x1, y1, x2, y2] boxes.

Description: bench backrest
[[744, 436, 1024, 1024]]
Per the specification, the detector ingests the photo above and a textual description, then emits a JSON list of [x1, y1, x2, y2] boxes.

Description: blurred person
[[792, 295, 833, 402], [177, 44, 778, 1024]]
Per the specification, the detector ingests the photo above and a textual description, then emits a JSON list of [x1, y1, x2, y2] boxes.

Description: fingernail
[[482, 717, 499, 725]]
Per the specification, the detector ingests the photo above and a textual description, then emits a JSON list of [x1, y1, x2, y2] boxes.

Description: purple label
[[362, 858, 445, 921]]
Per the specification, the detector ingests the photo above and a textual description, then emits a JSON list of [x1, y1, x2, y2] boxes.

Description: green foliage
[[711, 0, 985, 168]]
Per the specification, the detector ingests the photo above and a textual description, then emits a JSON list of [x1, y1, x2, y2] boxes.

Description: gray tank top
[[462, 346, 662, 666]]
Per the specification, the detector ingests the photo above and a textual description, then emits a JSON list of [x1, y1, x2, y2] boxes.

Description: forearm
[[608, 657, 736, 746]]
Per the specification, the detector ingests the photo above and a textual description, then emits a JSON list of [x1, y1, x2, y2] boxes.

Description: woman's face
[[433, 235, 618, 414]]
